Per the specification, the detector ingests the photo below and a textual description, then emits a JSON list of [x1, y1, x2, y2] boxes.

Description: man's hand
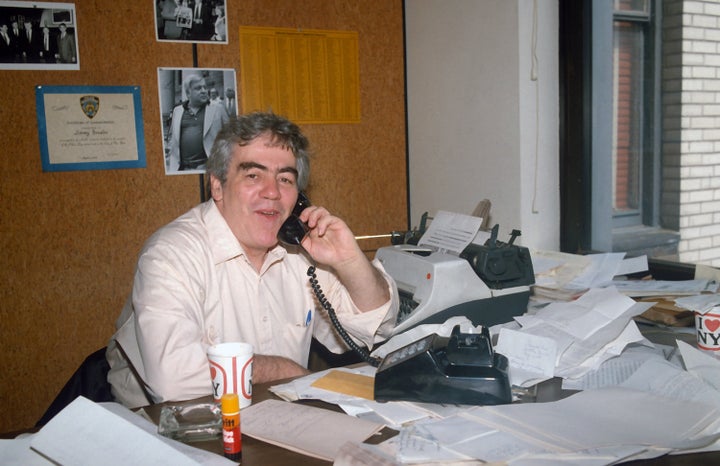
[[299, 206, 362, 269], [299, 206, 390, 312]]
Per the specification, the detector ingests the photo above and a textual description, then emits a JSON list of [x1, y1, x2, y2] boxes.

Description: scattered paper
[[495, 328, 557, 387], [610, 279, 717, 297], [241, 399, 384, 461], [561, 344, 671, 390], [379, 385, 720, 464], [675, 294, 720, 314], [29, 397, 206, 466], [499, 287, 653, 384]]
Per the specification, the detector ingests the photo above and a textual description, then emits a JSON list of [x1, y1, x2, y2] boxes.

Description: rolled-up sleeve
[[312, 258, 399, 354]]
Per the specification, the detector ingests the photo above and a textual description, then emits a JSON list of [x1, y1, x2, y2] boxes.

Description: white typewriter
[[376, 225, 535, 336]]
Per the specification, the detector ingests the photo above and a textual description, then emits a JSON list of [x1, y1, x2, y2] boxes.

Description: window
[[560, 0, 682, 264]]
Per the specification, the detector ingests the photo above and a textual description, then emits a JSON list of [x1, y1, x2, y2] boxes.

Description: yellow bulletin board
[[239, 26, 360, 124]]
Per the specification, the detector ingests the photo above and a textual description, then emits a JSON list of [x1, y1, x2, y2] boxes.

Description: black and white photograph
[[0, 1, 79, 70], [157, 67, 238, 176], [155, 0, 228, 44]]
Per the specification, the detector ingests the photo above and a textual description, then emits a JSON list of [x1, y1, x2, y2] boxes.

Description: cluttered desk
[[5, 210, 720, 465]]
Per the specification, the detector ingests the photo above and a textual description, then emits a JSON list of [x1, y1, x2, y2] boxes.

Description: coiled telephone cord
[[307, 266, 380, 368]]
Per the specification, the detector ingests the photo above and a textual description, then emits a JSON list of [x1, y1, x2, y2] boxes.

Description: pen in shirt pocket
[[304, 309, 312, 327]]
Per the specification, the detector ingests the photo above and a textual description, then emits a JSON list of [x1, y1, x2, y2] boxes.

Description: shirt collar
[[201, 200, 288, 266]]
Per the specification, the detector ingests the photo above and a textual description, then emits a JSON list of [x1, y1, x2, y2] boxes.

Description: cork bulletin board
[[0, 0, 406, 432]]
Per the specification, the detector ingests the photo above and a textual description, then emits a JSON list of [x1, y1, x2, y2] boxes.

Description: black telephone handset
[[277, 192, 381, 367], [277, 191, 312, 247]]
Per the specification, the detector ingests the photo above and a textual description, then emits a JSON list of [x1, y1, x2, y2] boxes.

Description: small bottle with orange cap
[[221, 393, 241, 461]]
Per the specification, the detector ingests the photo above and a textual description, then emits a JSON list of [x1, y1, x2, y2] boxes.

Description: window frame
[[560, 0, 665, 255]]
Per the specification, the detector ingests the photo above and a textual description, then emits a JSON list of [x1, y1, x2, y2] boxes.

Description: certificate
[[35, 85, 146, 172]]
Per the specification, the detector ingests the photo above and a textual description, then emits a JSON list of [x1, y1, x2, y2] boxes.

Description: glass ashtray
[[157, 402, 222, 442]]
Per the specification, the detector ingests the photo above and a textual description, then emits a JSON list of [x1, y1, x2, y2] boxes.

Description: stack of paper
[[494, 286, 655, 386], [531, 250, 631, 301], [531, 249, 718, 302]]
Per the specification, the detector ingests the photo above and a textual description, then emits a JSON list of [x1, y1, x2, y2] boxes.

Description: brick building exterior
[[662, 0, 720, 265]]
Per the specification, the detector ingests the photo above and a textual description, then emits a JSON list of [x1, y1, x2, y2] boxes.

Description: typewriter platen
[[376, 224, 535, 335]]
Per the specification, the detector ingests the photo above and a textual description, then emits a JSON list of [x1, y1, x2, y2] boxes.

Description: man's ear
[[209, 175, 223, 201]]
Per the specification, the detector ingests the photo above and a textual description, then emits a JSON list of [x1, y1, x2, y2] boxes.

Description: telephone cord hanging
[[307, 266, 381, 368]]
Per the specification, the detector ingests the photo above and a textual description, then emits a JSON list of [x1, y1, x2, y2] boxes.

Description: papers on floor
[[495, 286, 654, 386], [1, 396, 236, 466]]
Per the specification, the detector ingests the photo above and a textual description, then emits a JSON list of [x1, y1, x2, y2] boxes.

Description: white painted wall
[[405, 0, 559, 251]]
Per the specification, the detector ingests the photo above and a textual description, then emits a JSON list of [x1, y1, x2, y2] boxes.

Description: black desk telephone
[[278, 193, 511, 405], [374, 325, 511, 405]]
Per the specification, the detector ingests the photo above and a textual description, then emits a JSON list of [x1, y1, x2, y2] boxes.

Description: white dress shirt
[[106, 200, 399, 408]]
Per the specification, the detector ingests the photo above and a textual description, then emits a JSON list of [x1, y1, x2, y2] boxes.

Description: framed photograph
[[155, 0, 228, 44], [35, 85, 147, 172], [0, 1, 79, 70], [157, 67, 237, 175]]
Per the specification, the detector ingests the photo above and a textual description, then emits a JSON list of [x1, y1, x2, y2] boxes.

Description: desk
[[141, 374, 720, 466], [143, 379, 395, 466], [2, 374, 719, 464]]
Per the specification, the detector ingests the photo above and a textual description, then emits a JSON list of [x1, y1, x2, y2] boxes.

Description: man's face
[[210, 134, 299, 258], [187, 79, 209, 106]]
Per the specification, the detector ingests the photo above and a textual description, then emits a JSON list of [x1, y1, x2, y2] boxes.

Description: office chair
[[35, 347, 113, 427]]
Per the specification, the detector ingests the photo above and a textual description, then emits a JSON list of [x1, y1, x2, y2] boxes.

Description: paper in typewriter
[[417, 210, 482, 254]]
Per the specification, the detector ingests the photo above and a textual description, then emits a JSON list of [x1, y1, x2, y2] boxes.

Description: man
[[166, 74, 229, 172], [106, 112, 399, 408], [56, 23, 76, 63], [190, 0, 212, 40], [39, 26, 56, 63], [209, 87, 221, 104], [20, 20, 41, 62], [9, 20, 21, 61], [0, 24, 12, 61]]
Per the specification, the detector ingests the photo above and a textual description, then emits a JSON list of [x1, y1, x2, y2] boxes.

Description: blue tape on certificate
[[35, 85, 146, 172]]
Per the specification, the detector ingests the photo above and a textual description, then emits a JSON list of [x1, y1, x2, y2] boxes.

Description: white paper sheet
[[417, 210, 482, 254], [495, 328, 557, 387], [240, 399, 383, 461], [0, 436, 53, 465], [29, 397, 201, 466]]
